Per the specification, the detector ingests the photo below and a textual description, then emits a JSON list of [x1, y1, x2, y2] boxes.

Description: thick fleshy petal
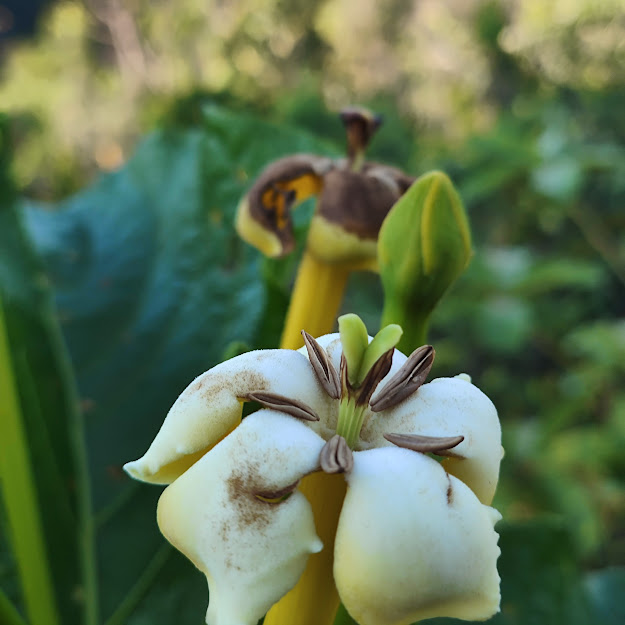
[[334, 447, 501, 625], [361, 375, 502, 504], [157, 411, 326, 625], [125, 349, 331, 484]]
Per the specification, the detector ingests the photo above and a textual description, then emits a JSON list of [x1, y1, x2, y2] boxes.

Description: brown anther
[[302, 331, 341, 399], [354, 348, 394, 407], [320, 435, 354, 474], [244, 391, 320, 422], [340, 352, 349, 393], [383, 433, 464, 457], [255, 480, 300, 503], [370, 345, 435, 412]]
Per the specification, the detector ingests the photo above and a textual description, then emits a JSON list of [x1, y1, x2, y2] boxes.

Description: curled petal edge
[[124, 349, 327, 484]]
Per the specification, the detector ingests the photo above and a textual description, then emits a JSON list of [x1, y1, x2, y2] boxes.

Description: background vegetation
[[0, 0, 624, 624]]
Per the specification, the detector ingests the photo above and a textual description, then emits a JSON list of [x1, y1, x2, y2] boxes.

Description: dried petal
[[235, 154, 334, 258]]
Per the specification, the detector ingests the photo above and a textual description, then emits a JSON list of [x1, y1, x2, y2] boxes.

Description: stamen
[[301, 331, 341, 399], [320, 435, 354, 474], [354, 348, 394, 407], [383, 433, 464, 457], [370, 345, 435, 412], [244, 391, 320, 422], [255, 480, 300, 503]]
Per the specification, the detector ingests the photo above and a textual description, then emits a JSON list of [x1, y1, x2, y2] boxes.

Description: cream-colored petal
[[125, 348, 330, 484], [334, 447, 501, 625], [361, 375, 502, 504], [157, 410, 326, 625]]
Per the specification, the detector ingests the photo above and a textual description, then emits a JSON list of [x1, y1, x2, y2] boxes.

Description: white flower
[[125, 320, 503, 625]]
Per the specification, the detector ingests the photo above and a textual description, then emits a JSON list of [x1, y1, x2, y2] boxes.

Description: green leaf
[[21, 105, 338, 623], [333, 603, 359, 625], [0, 585, 27, 625], [584, 567, 625, 625], [473, 296, 533, 355], [515, 258, 606, 295]]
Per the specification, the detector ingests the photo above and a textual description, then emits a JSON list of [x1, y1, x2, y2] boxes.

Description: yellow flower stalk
[[279, 251, 350, 350]]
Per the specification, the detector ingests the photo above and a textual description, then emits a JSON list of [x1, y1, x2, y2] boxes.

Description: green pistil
[[338, 314, 369, 387], [358, 324, 402, 385], [335, 314, 404, 448], [336, 398, 368, 449]]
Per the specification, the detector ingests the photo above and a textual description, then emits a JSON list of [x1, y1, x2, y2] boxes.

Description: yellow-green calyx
[[336, 314, 403, 448]]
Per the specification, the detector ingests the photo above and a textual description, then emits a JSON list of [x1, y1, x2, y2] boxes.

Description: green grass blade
[[0, 300, 60, 625], [0, 587, 28, 625]]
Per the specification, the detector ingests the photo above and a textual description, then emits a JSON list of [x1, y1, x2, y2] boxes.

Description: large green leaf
[[584, 567, 625, 625], [21, 105, 338, 623]]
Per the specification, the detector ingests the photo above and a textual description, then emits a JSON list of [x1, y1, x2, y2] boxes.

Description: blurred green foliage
[[3, 107, 337, 624], [1, 0, 624, 623]]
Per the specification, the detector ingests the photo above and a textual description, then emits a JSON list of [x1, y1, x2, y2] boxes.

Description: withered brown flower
[[236, 108, 415, 270]]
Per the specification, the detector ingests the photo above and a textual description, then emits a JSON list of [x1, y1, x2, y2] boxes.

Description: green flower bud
[[378, 171, 472, 352]]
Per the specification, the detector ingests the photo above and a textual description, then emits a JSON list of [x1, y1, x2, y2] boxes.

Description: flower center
[[334, 314, 402, 448], [246, 316, 465, 469]]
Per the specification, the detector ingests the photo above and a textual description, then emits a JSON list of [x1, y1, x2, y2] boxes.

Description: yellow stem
[[280, 249, 350, 349], [266, 247, 351, 625], [264, 473, 346, 625]]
